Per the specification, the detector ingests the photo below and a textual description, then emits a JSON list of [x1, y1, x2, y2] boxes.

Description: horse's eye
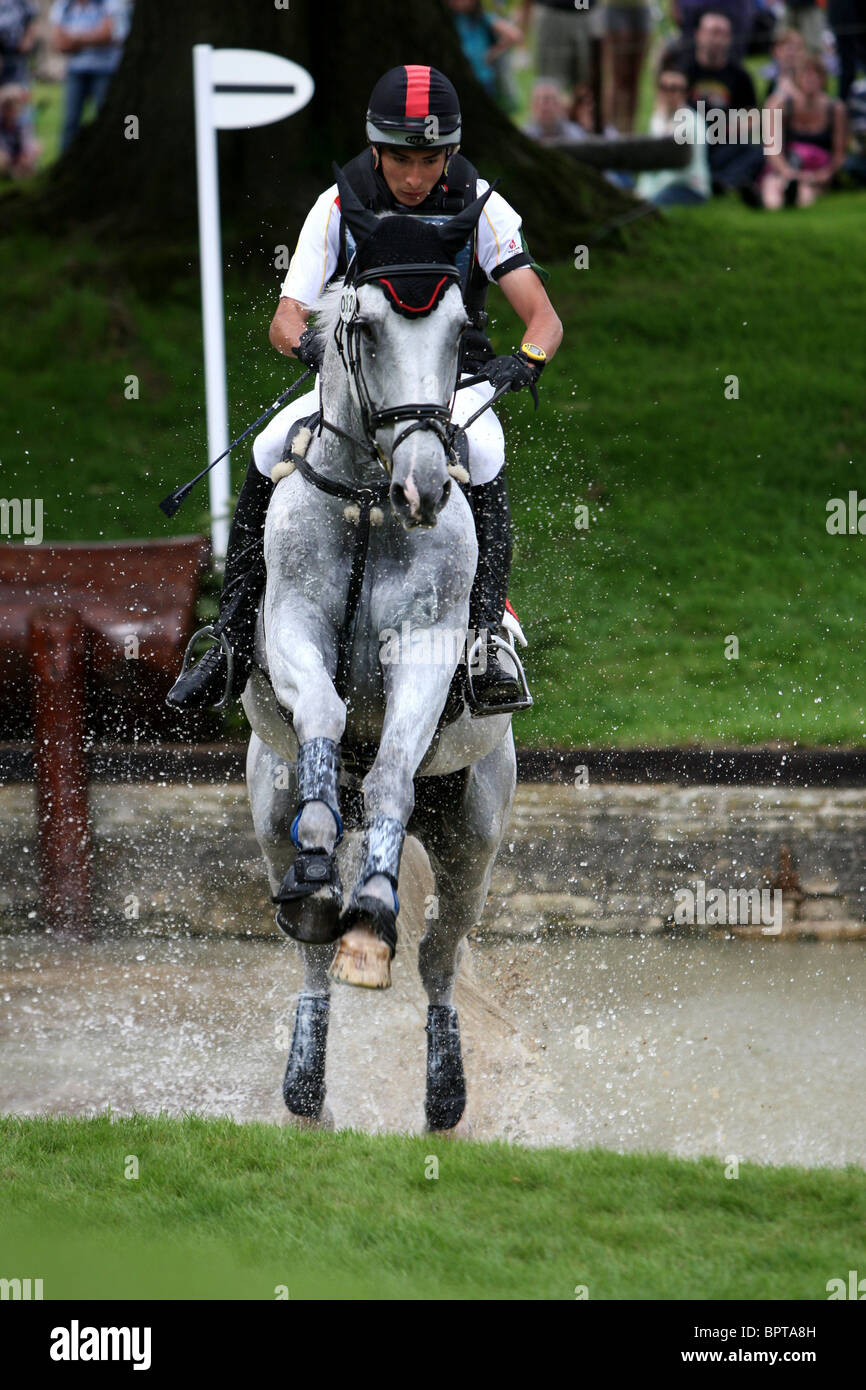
[[358, 321, 374, 340]]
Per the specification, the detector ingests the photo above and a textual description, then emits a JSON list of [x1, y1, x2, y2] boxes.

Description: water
[[1, 928, 863, 1166]]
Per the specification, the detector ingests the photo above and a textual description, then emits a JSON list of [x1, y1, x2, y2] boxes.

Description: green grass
[[0, 194, 864, 747], [32, 80, 63, 170], [508, 194, 866, 746], [1, 1114, 864, 1299]]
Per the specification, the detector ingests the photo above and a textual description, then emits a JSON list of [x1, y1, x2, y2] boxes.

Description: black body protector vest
[[334, 149, 495, 374]]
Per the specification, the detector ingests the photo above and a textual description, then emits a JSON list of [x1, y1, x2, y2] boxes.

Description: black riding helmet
[[366, 64, 461, 154]]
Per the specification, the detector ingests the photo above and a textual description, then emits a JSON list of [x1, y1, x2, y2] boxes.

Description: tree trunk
[[10, 0, 633, 258]]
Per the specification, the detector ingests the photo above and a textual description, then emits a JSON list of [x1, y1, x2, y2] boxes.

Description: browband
[[353, 262, 461, 283]]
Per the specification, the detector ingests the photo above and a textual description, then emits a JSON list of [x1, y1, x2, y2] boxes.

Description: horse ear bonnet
[[333, 162, 495, 320], [352, 217, 458, 318]]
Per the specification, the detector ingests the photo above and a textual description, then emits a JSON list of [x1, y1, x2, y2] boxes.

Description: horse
[[241, 170, 527, 1133]]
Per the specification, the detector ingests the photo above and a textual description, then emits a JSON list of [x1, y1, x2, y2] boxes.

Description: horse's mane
[[309, 281, 345, 354]]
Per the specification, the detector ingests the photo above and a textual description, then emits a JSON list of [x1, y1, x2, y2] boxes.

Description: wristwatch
[[518, 342, 547, 371]]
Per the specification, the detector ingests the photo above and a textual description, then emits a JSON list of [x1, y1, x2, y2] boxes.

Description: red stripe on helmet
[[403, 64, 431, 118], [377, 275, 448, 313]]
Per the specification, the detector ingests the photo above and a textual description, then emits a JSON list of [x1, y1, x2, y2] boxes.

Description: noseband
[[331, 258, 465, 473]]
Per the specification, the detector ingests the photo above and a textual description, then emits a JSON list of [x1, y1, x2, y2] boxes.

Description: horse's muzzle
[[390, 475, 451, 529]]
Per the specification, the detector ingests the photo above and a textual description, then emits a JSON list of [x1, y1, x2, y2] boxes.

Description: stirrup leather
[[465, 631, 533, 715], [176, 624, 234, 711]]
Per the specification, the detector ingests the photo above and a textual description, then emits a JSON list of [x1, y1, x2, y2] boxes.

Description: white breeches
[[252, 374, 505, 487]]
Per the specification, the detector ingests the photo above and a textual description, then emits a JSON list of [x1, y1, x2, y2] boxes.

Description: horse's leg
[[411, 734, 517, 1133], [247, 732, 335, 1128], [330, 620, 463, 989], [262, 576, 350, 932]]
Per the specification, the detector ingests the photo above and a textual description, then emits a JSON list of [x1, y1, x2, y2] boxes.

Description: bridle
[[329, 256, 466, 476], [273, 251, 524, 717]]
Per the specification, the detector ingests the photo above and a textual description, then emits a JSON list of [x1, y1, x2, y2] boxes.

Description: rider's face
[[379, 148, 448, 206]]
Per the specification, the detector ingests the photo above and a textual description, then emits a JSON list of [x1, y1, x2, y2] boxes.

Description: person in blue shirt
[[0, 1, 39, 87], [50, 0, 131, 152], [446, 0, 521, 109], [0, 1, 38, 134]]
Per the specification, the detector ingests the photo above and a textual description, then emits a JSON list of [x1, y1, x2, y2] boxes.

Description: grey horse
[[241, 175, 525, 1132]]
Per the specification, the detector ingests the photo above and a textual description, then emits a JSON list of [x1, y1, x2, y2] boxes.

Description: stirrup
[[465, 632, 533, 715], [176, 624, 234, 711]]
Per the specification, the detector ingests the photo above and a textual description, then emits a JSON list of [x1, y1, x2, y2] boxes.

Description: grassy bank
[[1, 1114, 864, 1300], [0, 194, 863, 746]]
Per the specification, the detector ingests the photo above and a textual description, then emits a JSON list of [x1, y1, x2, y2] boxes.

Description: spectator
[[781, 1, 826, 55], [598, 0, 651, 133], [636, 67, 712, 204], [569, 79, 615, 135], [827, 0, 866, 102], [761, 53, 848, 205], [568, 79, 621, 134], [447, 0, 522, 110], [763, 26, 808, 101], [0, 1, 38, 87], [568, 79, 596, 131], [672, 11, 766, 194], [520, 0, 600, 94], [672, 0, 754, 62], [0, 80, 39, 176], [50, 0, 131, 153], [523, 76, 589, 142]]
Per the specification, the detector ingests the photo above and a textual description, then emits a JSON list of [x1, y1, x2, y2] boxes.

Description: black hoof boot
[[283, 993, 330, 1119], [425, 1003, 466, 1131]]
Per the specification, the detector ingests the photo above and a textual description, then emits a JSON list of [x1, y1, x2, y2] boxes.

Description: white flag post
[[192, 44, 314, 566]]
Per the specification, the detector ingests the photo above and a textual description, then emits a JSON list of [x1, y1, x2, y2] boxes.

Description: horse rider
[[167, 63, 563, 715]]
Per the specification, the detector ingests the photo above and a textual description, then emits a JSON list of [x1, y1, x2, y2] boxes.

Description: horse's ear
[[332, 162, 380, 245], [436, 181, 497, 259]]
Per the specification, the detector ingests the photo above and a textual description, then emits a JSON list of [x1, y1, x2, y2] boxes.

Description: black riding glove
[[479, 350, 543, 405], [294, 327, 324, 373]]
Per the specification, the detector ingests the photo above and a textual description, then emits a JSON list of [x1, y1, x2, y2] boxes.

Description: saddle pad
[[280, 410, 321, 463]]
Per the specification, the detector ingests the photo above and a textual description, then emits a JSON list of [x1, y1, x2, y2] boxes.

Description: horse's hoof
[[426, 1110, 473, 1141], [274, 901, 342, 945], [280, 1100, 335, 1131], [329, 926, 392, 989]]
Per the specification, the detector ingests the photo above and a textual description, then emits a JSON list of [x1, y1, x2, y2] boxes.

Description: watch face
[[521, 343, 546, 362]]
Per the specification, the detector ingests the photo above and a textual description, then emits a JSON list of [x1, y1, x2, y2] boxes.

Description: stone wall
[[486, 784, 866, 939], [1, 782, 864, 938]]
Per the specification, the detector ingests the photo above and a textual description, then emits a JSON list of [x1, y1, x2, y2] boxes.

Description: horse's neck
[[315, 354, 382, 487]]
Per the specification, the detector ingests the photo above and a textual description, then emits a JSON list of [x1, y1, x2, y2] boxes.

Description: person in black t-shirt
[[668, 11, 766, 193]]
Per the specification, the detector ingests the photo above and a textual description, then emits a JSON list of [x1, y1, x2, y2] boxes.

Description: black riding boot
[[166, 450, 273, 711], [466, 471, 531, 713]]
